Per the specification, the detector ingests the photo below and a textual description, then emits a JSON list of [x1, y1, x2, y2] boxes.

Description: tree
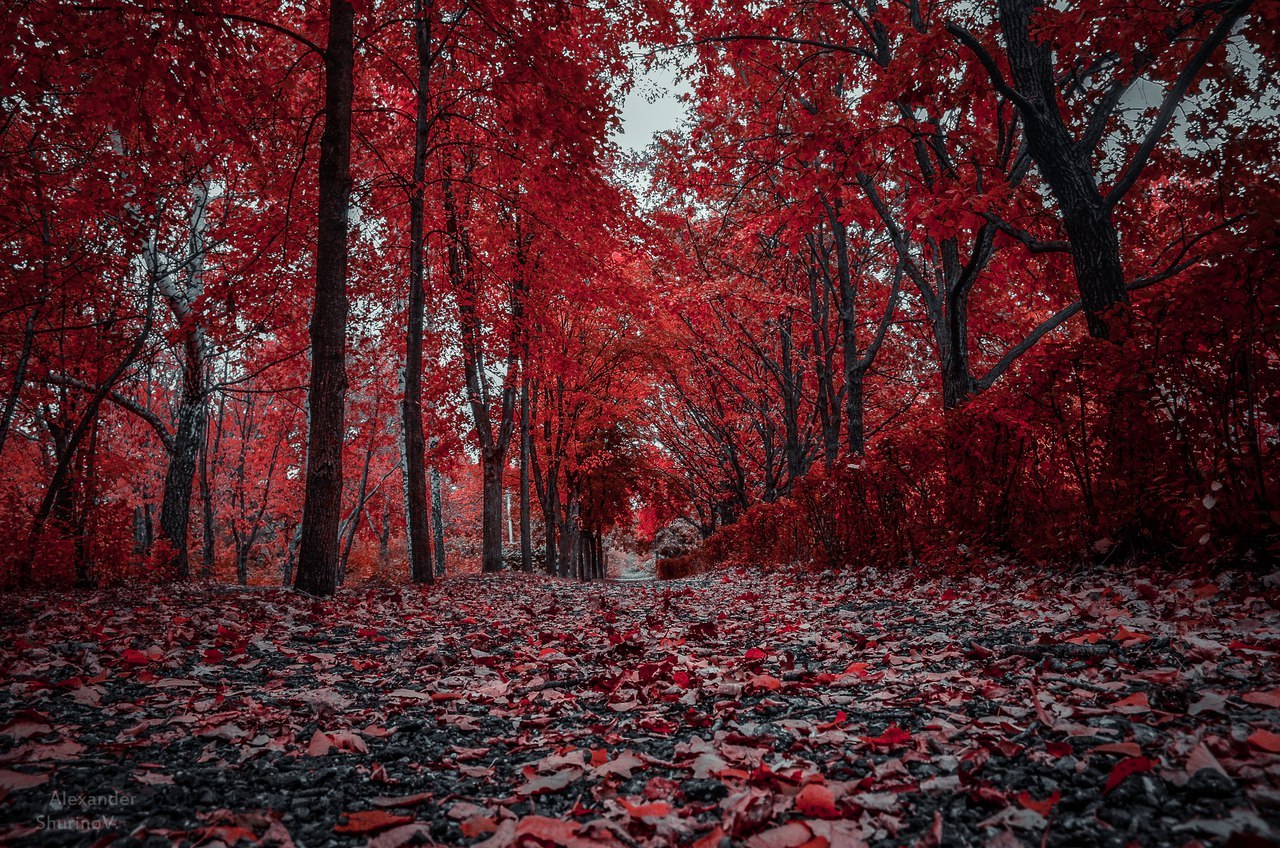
[[294, 0, 355, 596]]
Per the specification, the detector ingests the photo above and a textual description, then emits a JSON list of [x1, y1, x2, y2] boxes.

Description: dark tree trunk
[[481, 449, 505, 572], [828, 204, 866, 455], [0, 303, 40, 458], [846, 369, 865, 455], [72, 420, 100, 587], [195, 407, 213, 581], [133, 504, 154, 554], [519, 369, 532, 572], [996, 0, 1127, 338], [236, 541, 251, 586], [939, 320, 975, 411], [403, 0, 434, 586], [338, 415, 376, 585], [157, 180, 211, 580], [295, 0, 355, 597], [543, 476, 558, 575], [158, 374, 204, 579], [430, 445, 446, 575], [804, 249, 840, 467]]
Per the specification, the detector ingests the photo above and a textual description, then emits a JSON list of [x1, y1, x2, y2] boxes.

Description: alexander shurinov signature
[[36, 789, 135, 832]]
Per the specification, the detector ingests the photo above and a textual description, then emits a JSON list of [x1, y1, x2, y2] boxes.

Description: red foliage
[[660, 236, 1279, 579]]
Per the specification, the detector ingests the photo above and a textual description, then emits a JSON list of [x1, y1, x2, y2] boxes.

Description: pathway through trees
[[2, 567, 1277, 846]]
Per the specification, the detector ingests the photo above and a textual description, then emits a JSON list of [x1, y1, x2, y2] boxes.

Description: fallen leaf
[[1092, 742, 1142, 757], [0, 770, 49, 791], [794, 783, 840, 819], [1016, 790, 1060, 817], [1105, 756, 1155, 793], [619, 798, 672, 819], [1242, 688, 1280, 708], [516, 766, 583, 795], [1247, 729, 1280, 753], [1111, 693, 1151, 714], [334, 810, 413, 835], [862, 725, 911, 748]]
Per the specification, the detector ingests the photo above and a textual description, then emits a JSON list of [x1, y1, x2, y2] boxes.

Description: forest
[[1, 0, 1278, 845]]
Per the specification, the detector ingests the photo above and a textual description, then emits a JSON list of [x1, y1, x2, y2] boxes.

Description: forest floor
[[1, 565, 1279, 848]]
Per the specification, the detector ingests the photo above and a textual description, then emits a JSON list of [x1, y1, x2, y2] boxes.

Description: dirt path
[[1, 566, 1277, 846]]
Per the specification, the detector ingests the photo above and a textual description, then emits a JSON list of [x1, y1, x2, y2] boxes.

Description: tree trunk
[[158, 380, 205, 578], [295, 0, 355, 596], [0, 302, 40, 458], [282, 523, 302, 586], [133, 504, 153, 554], [72, 420, 100, 587], [157, 179, 212, 580], [481, 449, 505, 572], [543, 475, 558, 575], [429, 444, 446, 575], [198, 409, 215, 579], [339, 420, 376, 585], [846, 368, 865, 455], [236, 541, 250, 586], [519, 371, 532, 572], [996, 0, 1127, 338], [402, 0, 434, 586]]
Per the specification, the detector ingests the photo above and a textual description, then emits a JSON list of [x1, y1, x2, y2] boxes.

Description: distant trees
[[0, 0, 661, 588], [650, 0, 1277, 566]]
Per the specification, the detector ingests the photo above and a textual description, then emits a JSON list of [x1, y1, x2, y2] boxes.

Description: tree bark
[[159, 391, 205, 578], [429, 440, 446, 575], [0, 302, 40, 458], [993, 0, 1127, 338], [481, 449, 505, 571], [519, 364, 532, 572], [156, 180, 211, 580], [402, 0, 434, 586], [295, 0, 355, 596]]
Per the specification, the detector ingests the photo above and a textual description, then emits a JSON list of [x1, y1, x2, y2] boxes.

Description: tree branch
[[981, 211, 1070, 254], [41, 375, 174, 454], [1105, 0, 1253, 208], [945, 23, 1034, 112]]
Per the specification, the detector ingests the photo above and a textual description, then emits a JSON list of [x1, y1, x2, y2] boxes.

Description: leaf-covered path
[[2, 568, 1279, 847]]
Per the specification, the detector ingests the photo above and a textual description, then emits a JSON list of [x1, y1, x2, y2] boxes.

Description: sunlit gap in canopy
[[611, 43, 692, 202]]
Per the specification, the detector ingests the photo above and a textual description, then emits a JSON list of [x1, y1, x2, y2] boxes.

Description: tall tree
[[295, 0, 355, 596]]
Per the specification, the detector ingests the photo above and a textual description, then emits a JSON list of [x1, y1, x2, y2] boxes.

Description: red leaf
[[306, 731, 333, 757], [121, 649, 150, 666], [459, 816, 498, 837], [1242, 689, 1280, 708], [694, 826, 728, 848], [619, 798, 671, 819], [1016, 790, 1060, 816], [1104, 756, 1154, 793], [862, 725, 911, 749], [1111, 693, 1150, 714], [335, 810, 413, 835], [745, 647, 768, 662], [794, 783, 839, 819], [0, 770, 49, 791], [1247, 729, 1280, 753], [1091, 742, 1142, 757]]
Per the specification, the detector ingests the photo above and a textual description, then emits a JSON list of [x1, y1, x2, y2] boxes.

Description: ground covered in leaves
[[2, 565, 1279, 847]]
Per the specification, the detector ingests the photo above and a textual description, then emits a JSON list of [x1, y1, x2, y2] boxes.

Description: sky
[[613, 57, 691, 155]]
